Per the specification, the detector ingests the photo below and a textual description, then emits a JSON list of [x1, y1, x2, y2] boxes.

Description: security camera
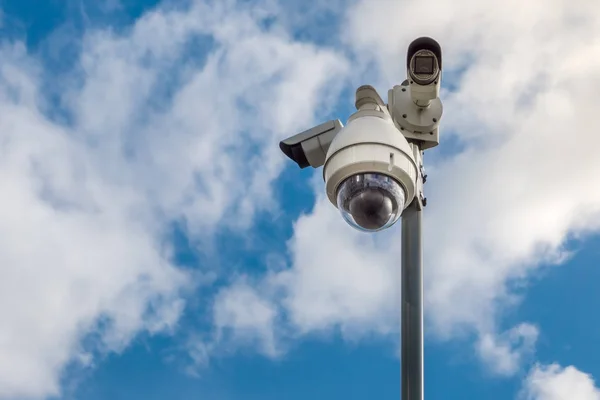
[[388, 37, 443, 150], [280, 85, 418, 232], [278, 38, 443, 232], [322, 86, 417, 232], [406, 37, 442, 107], [279, 120, 343, 168]]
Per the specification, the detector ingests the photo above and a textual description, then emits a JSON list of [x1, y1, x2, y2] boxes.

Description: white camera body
[[323, 105, 418, 211]]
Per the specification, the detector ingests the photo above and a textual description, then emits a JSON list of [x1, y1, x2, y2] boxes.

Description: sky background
[[0, 0, 600, 399]]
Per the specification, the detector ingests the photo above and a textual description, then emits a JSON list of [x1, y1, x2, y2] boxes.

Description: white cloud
[[212, 280, 280, 357], [522, 364, 600, 400], [0, 0, 348, 398], [212, 0, 600, 376], [477, 324, 538, 376], [202, 192, 401, 356], [272, 194, 400, 338]]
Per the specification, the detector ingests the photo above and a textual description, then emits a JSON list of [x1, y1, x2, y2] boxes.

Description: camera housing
[[388, 37, 443, 150], [322, 86, 418, 231], [406, 37, 442, 106], [279, 120, 343, 168]]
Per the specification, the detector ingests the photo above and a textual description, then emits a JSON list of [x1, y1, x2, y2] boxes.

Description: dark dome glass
[[336, 173, 405, 232]]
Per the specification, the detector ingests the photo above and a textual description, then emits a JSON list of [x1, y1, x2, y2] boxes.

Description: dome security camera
[[323, 86, 418, 232]]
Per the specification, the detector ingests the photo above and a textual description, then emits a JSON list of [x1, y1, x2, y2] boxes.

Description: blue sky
[[1, 0, 600, 399]]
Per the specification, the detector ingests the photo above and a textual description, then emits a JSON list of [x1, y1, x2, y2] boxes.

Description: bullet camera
[[388, 37, 443, 150], [278, 38, 443, 232], [406, 37, 442, 106], [279, 120, 343, 169]]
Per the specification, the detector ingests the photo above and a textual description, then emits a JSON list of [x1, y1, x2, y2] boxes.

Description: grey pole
[[401, 197, 424, 400]]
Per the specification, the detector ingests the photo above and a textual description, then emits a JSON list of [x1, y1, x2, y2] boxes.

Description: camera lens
[[409, 50, 439, 85], [336, 173, 405, 232], [414, 56, 434, 74]]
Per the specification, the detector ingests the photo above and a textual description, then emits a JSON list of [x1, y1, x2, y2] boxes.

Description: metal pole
[[401, 198, 424, 400]]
